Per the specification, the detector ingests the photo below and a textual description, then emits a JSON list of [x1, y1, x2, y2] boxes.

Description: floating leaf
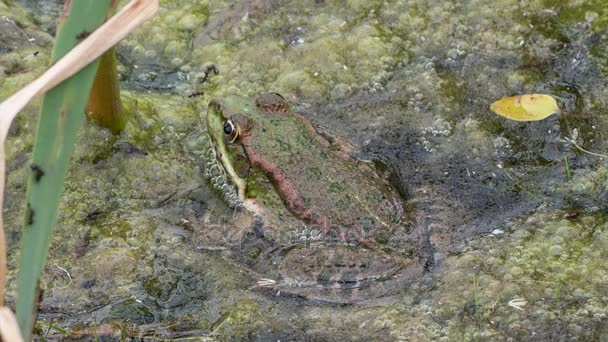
[[490, 94, 560, 121]]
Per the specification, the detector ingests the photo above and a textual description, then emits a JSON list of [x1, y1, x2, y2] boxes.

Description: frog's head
[[205, 93, 290, 208]]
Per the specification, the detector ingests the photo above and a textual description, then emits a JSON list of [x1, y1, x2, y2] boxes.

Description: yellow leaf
[[490, 94, 560, 121]]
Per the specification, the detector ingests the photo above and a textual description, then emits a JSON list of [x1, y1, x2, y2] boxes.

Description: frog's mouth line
[[204, 102, 247, 209], [204, 143, 243, 209]]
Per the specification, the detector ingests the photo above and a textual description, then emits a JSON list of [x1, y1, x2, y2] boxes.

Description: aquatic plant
[[15, 1, 112, 337], [564, 153, 572, 181], [86, 1, 125, 134], [0, 0, 159, 339], [87, 48, 125, 133]]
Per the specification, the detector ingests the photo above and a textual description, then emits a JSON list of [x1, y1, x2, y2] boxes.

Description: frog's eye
[[223, 119, 239, 143]]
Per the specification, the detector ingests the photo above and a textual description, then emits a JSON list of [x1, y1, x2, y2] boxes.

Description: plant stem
[[564, 153, 572, 181], [15, 1, 112, 338], [86, 48, 125, 133], [86, 2, 125, 133]]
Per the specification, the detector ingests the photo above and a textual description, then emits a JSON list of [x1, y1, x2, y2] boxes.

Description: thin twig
[[564, 137, 607, 159]]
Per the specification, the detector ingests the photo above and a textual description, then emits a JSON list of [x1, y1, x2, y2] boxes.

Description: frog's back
[[246, 100, 406, 236]]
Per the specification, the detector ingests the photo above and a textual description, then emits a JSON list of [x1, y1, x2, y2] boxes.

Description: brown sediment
[[69, 322, 165, 339]]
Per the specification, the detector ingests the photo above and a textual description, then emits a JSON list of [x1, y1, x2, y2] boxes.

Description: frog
[[203, 93, 432, 303]]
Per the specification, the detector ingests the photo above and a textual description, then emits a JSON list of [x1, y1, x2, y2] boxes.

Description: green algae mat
[[2, 0, 608, 340]]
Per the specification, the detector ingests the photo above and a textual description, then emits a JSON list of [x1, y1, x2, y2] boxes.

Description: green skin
[[206, 93, 406, 239], [205, 93, 426, 303]]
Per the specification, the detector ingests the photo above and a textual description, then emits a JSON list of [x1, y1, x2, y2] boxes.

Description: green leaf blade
[[15, 1, 111, 339]]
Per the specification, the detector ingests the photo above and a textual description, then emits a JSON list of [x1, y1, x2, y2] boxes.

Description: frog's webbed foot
[[239, 213, 284, 256]]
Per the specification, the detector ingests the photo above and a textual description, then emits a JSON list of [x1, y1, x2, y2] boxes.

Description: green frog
[[203, 93, 432, 303]]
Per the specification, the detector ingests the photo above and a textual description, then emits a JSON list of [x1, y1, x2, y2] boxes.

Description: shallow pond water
[[2, 0, 608, 340]]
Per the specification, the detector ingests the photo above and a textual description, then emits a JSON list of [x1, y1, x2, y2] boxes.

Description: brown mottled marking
[[27, 203, 35, 225], [255, 93, 289, 112], [30, 164, 45, 182], [76, 31, 91, 40], [188, 91, 204, 98]]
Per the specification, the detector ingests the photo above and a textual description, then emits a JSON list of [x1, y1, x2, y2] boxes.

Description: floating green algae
[[438, 213, 608, 340], [2, 0, 608, 340], [542, 0, 608, 31]]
